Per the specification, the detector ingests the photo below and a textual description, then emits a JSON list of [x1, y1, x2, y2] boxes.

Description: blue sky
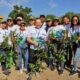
[[0, 0, 80, 20]]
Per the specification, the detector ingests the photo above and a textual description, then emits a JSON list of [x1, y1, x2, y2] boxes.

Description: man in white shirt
[[27, 18, 47, 80], [40, 15, 46, 30]]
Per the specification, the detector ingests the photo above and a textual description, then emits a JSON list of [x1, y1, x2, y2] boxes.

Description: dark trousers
[[1, 62, 6, 71], [65, 42, 77, 67], [0, 49, 6, 71], [28, 49, 39, 73], [48, 48, 54, 66], [65, 45, 72, 66]]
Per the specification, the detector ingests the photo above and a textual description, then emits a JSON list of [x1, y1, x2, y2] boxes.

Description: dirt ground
[[0, 59, 80, 80]]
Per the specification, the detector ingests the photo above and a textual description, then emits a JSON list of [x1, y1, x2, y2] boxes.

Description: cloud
[[0, 0, 30, 8], [48, 0, 56, 8]]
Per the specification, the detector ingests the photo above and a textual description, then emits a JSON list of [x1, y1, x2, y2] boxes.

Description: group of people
[[0, 14, 80, 80]]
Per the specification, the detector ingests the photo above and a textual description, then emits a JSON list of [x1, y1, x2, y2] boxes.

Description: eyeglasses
[[20, 24, 25, 27]]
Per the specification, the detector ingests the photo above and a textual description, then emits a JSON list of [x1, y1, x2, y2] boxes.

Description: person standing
[[14, 21, 28, 74], [68, 15, 80, 75], [48, 17, 66, 75], [62, 16, 72, 68], [27, 18, 47, 80], [40, 15, 46, 30], [0, 21, 11, 75]]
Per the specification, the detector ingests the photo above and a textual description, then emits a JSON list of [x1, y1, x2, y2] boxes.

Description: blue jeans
[[17, 43, 29, 69], [73, 46, 80, 71]]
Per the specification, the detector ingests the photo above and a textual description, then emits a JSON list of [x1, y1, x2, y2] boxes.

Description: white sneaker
[[35, 72, 40, 78], [20, 69, 23, 74], [27, 73, 32, 80]]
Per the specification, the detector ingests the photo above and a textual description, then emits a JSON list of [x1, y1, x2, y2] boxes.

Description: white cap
[[16, 17, 22, 20]]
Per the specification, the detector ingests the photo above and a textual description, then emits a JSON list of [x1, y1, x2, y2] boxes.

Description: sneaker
[[70, 70, 77, 75], [49, 65, 55, 71], [59, 70, 63, 75], [27, 77, 31, 80], [70, 65, 73, 70], [20, 69, 23, 74], [15, 67, 20, 70], [27, 73, 31, 80], [35, 72, 40, 78], [78, 73, 80, 78], [3, 69, 11, 75]]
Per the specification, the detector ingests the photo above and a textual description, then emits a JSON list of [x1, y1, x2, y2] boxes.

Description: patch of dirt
[[0, 59, 80, 80]]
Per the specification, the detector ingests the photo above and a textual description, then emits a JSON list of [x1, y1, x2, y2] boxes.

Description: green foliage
[[28, 44, 48, 74], [46, 12, 80, 24], [0, 36, 14, 68], [8, 5, 32, 25], [45, 14, 56, 21], [48, 31, 68, 62]]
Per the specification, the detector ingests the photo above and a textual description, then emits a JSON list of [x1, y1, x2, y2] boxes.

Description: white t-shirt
[[63, 22, 71, 32], [12, 25, 20, 32], [68, 26, 80, 38], [41, 22, 46, 30], [47, 25, 66, 38], [27, 27, 47, 50], [47, 27, 54, 37], [26, 25, 35, 34], [7, 27, 13, 34], [14, 28, 28, 43], [0, 28, 9, 43]]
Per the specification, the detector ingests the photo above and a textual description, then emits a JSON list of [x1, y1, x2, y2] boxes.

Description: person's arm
[[69, 37, 72, 42], [27, 37, 38, 47], [11, 31, 14, 41], [14, 36, 18, 52], [7, 35, 12, 45], [63, 30, 67, 40]]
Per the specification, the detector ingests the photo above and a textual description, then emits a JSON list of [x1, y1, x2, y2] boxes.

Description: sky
[[0, 0, 80, 20]]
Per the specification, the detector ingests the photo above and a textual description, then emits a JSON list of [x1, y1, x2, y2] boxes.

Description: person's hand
[[77, 37, 80, 40], [15, 48, 18, 53], [55, 38, 59, 41], [34, 42, 39, 47], [14, 45, 18, 53], [26, 44, 28, 48], [0, 43, 1, 46]]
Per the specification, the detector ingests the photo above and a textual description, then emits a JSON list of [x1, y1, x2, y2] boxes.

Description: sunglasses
[[7, 20, 12, 22], [17, 19, 21, 21], [73, 19, 78, 22]]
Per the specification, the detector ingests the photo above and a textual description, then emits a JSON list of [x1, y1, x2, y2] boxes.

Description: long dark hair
[[46, 21, 53, 32], [71, 15, 80, 30]]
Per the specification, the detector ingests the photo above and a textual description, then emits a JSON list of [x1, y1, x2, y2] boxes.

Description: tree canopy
[[8, 5, 80, 25], [8, 5, 32, 25]]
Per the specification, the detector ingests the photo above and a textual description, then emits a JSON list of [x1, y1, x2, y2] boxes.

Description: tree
[[45, 14, 56, 21], [65, 12, 75, 20], [8, 5, 32, 25]]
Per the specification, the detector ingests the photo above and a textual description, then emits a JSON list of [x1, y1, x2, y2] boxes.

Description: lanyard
[[35, 28, 41, 38]]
